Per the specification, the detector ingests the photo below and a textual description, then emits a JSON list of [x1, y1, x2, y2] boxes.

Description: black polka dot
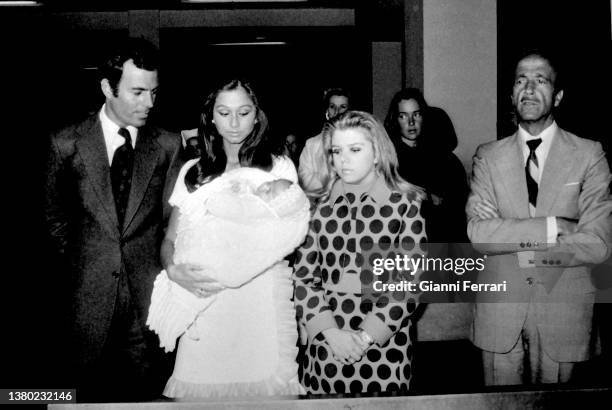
[[341, 299, 355, 314], [325, 252, 336, 267], [307, 297, 320, 310], [359, 364, 373, 379], [376, 296, 389, 309], [320, 206, 333, 217], [386, 348, 403, 363], [375, 312, 385, 322], [362, 205, 375, 218], [333, 381, 345, 393], [398, 203, 407, 215], [321, 379, 331, 394], [368, 252, 382, 266], [302, 234, 314, 249], [326, 220, 338, 234], [321, 268, 329, 282], [369, 219, 383, 234], [389, 305, 403, 320], [303, 353, 309, 369], [324, 363, 337, 378], [387, 382, 399, 391], [342, 365, 355, 378], [310, 376, 319, 391], [411, 220, 423, 234], [306, 313, 314, 321], [360, 269, 373, 285], [407, 344, 414, 360], [347, 238, 356, 252], [346, 193, 356, 203], [295, 286, 307, 300], [392, 290, 407, 303], [355, 253, 364, 267], [303, 372, 310, 387], [320, 236, 329, 250], [328, 297, 338, 311], [342, 221, 351, 235], [377, 364, 391, 380], [367, 349, 381, 362], [407, 204, 418, 217], [360, 300, 372, 314], [356, 220, 365, 234], [306, 251, 318, 264], [331, 269, 341, 284], [388, 219, 401, 234], [360, 236, 374, 251], [367, 381, 382, 393], [294, 251, 302, 265], [314, 361, 321, 376], [313, 219, 322, 233], [395, 332, 408, 346], [349, 380, 363, 393], [380, 205, 393, 218], [349, 316, 361, 330], [379, 235, 392, 250], [337, 205, 349, 218], [339, 253, 350, 268], [334, 315, 345, 328], [332, 236, 345, 250], [390, 193, 402, 203], [403, 363, 412, 380], [401, 236, 415, 251], [295, 305, 303, 319]]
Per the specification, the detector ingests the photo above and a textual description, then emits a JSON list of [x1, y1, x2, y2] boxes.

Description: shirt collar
[[328, 174, 394, 205], [99, 104, 138, 142], [517, 120, 557, 144]]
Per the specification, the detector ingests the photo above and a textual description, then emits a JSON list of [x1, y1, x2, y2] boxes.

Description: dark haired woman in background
[[160, 79, 304, 398], [384, 88, 469, 247]]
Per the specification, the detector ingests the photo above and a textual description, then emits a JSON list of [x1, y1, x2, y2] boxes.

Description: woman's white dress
[[163, 157, 305, 398]]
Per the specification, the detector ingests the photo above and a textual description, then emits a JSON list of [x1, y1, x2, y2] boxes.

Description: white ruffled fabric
[[149, 162, 307, 398]]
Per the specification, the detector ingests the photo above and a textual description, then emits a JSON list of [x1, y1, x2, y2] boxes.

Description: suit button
[[542, 260, 548, 265], [556, 260, 561, 265], [527, 242, 532, 248], [112, 271, 120, 278], [520, 242, 526, 248], [526, 277, 534, 285]]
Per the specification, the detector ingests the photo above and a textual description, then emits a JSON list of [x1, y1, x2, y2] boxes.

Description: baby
[[148, 167, 310, 352]]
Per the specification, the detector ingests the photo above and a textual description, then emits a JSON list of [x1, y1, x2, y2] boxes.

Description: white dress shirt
[[99, 104, 138, 165]]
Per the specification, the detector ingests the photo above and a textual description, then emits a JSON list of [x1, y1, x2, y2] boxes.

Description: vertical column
[[371, 42, 403, 121], [128, 9, 160, 47], [403, 0, 423, 90]]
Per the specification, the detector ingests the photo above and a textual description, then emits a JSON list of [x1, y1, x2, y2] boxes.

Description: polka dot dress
[[293, 177, 426, 394]]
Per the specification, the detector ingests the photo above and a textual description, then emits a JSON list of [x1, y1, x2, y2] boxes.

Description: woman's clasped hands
[[166, 263, 225, 298], [322, 328, 373, 365]]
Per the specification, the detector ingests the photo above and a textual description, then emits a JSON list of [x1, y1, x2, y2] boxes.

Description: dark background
[[0, 0, 610, 395]]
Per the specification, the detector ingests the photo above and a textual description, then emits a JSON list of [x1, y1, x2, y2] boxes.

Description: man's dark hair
[[99, 37, 160, 96]]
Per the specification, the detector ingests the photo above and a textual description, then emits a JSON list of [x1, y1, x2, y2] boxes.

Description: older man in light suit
[[466, 51, 612, 385]]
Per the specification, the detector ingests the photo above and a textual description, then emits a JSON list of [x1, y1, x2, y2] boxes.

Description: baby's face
[[255, 179, 292, 202]]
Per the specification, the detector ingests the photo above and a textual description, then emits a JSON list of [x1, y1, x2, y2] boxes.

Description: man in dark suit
[[467, 51, 611, 385], [44, 38, 182, 402]]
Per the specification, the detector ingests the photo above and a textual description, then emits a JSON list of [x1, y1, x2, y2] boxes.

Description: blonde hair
[[308, 110, 425, 204]]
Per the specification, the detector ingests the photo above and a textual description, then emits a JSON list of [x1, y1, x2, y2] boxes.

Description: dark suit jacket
[[466, 127, 612, 361], [44, 113, 182, 368]]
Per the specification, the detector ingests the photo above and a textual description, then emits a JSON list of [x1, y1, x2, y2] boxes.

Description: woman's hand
[[322, 328, 366, 365], [166, 263, 225, 297]]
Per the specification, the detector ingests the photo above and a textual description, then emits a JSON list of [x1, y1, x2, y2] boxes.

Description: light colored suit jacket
[[466, 127, 612, 362]]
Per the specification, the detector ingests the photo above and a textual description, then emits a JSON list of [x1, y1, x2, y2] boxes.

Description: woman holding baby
[[158, 78, 306, 398]]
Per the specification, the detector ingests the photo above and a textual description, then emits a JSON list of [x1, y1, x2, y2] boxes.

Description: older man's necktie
[[525, 138, 542, 210], [111, 128, 134, 227]]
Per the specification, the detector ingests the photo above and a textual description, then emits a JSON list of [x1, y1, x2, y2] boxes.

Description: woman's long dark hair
[[383, 87, 429, 147], [185, 79, 282, 191]]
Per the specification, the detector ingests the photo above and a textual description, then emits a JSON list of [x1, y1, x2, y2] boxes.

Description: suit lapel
[[536, 129, 576, 216], [75, 116, 120, 238], [122, 126, 161, 234], [496, 134, 530, 218]]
